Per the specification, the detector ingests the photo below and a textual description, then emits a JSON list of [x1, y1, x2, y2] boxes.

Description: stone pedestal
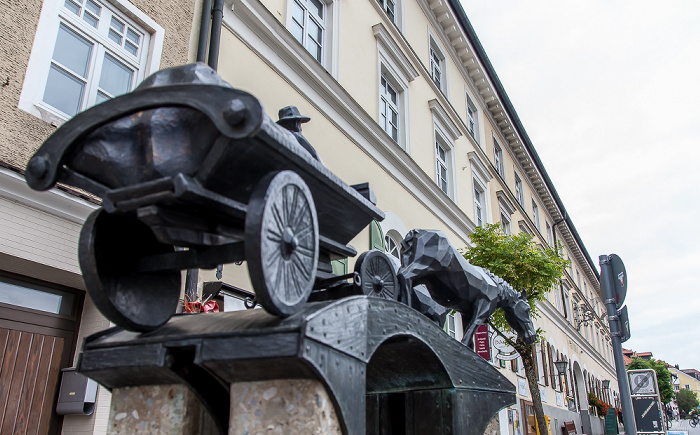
[[230, 379, 340, 434], [108, 385, 216, 434]]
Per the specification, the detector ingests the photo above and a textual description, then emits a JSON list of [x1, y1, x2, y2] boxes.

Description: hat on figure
[[277, 106, 310, 124]]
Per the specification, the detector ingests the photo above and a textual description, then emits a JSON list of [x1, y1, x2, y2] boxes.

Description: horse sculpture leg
[[461, 299, 493, 348]]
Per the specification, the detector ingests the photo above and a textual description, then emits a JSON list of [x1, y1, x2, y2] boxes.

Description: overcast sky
[[459, 1, 700, 370]]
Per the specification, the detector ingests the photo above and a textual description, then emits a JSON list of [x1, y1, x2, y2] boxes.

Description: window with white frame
[[19, 0, 162, 123], [374, 23, 417, 151], [375, 0, 397, 25], [576, 270, 581, 289], [20, 0, 161, 120], [466, 95, 479, 142], [532, 198, 540, 230], [514, 170, 524, 205], [546, 221, 553, 246], [500, 212, 511, 234], [429, 38, 446, 93], [380, 74, 399, 142], [384, 233, 400, 259], [497, 191, 515, 236], [430, 100, 460, 198], [493, 139, 504, 176], [468, 151, 492, 226], [445, 312, 456, 338], [289, 0, 325, 63], [473, 184, 485, 226], [436, 140, 450, 194]]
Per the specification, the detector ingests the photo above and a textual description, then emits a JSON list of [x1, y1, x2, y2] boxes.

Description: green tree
[[626, 358, 674, 404], [676, 389, 699, 415], [463, 224, 569, 435]]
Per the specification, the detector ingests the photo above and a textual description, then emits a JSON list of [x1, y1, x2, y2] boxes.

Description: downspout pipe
[[207, 0, 224, 70], [196, 0, 212, 63]]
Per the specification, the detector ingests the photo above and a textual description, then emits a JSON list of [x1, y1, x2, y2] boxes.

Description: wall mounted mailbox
[[56, 368, 98, 415]]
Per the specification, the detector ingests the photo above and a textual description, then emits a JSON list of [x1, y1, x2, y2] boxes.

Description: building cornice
[[421, 0, 600, 287]]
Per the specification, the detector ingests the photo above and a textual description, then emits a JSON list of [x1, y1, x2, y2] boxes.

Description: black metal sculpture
[[276, 105, 321, 161], [397, 229, 537, 346], [25, 63, 399, 331]]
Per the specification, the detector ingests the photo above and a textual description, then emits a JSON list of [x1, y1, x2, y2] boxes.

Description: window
[[19, 0, 162, 123], [577, 270, 581, 289], [445, 312, 456, 338], [290, 0, 325, 63], [546, 221, 553, 246], [501, 212, 511, 234], [374, 23, 417, 150], [429, 37, 446, 93], [466, 95, 479, 142], [493, 139, 504, 176], [430, 100, 460, 198], [532, 198, 540, 230], [384, 233, 400, 259], [375, 0, 397, 24], [380, 74, 399, 142], [436, 141, 449, 194], [514, 171, 524, 205], [473, 185, 485, 226]]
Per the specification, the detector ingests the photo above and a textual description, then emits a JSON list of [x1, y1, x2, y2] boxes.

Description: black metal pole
[[207, 0, 224, 70], [600, 254, 636, 435], [196, 0, 212, 63]]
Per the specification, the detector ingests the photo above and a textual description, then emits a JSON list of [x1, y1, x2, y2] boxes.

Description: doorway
[[0, 273, 83, 434]]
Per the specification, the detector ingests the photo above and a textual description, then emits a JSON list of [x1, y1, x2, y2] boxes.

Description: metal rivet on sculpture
[[397, 229, 537, 346]]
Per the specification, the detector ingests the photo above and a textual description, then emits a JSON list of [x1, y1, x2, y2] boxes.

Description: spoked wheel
[[354, 250, 399, 300], [245, 171, 319, 316], [79, 209, 181, 332]]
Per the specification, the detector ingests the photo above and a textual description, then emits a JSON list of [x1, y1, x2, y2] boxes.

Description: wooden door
[[0, 272, 83, 435], [0, 326, 71, 435]]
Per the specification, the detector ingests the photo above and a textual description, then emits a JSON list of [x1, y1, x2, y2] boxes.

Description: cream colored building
[[670, 367, 700, 402], [0, 0, 619, 433]]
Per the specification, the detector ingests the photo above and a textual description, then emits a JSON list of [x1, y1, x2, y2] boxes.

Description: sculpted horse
[[397, 229, 537, 347]]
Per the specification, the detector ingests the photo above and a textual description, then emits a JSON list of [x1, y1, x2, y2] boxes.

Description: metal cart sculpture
[[26, 63, 399, 332]]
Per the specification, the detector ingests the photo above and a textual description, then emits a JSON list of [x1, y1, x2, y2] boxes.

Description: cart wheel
[[245, 171, 319, 316], [354, 250, 399, 300], [79, 209, 181, 332]]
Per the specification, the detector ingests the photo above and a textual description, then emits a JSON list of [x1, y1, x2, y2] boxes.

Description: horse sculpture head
[[503, 290, 537, 345]]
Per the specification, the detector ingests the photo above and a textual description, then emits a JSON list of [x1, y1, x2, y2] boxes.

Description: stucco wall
[[0, 0, 198, 171]]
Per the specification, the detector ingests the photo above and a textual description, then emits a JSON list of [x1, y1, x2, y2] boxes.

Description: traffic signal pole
[[600, 254, 636, 435]]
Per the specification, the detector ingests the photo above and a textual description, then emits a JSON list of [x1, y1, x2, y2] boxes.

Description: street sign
[[631, 396, 664, 434], [609, 254, 627, 308], [475, 325, 491, 360], [629, 370, 658, 396], [618, 305, 631, 343]]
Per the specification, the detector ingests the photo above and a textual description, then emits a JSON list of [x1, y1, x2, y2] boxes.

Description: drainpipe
[[196, 0, 212, 63], [207, 0, 224, 70]]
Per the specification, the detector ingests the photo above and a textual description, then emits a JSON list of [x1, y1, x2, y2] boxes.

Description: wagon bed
[[26, 63, 396, 332]]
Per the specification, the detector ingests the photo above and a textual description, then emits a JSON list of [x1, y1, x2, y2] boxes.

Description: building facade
[[0, 0, 620, 433]]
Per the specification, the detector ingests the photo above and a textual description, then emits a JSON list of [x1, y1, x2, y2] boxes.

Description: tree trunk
[[515, 337, 549, 435]]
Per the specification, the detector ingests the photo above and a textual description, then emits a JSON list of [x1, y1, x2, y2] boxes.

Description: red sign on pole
[[475, 324, 490, 360]]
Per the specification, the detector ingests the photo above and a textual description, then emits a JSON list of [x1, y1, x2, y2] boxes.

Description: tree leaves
[[463, 223, 569, 338]]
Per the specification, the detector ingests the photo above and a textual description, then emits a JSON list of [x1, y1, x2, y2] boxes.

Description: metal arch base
[[78, 295, 516, 435]]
